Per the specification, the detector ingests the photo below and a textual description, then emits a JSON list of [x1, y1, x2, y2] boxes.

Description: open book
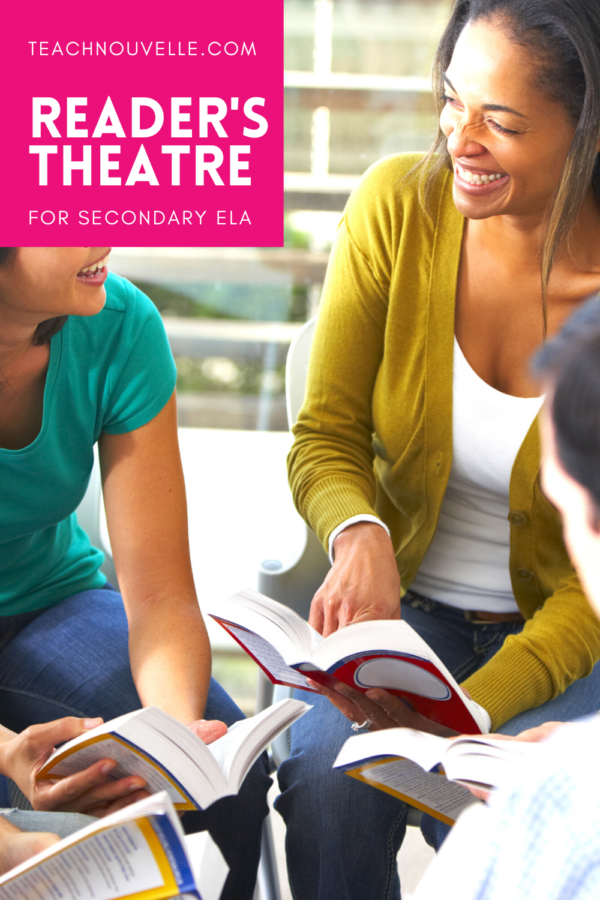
[[38, 698, 309, 811], [209, 589, 488, 734], [0, 792, 228, 900], [333, 728, 537, 824]]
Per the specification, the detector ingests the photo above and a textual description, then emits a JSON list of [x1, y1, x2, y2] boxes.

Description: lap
[[0, 585, 258, 732], [0, 586, 139, 728], [0, 809, 95, 839]]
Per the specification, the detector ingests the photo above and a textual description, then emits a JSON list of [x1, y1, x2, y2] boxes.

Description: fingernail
[[365, 690, 380, 699], [101, 761, 117, 774], [336, 684, 351, 696], [130, 780, 145, 790], [84, 718, 103, 729]]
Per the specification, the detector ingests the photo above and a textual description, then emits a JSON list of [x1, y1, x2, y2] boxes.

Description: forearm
[[0, 818, 20, 838], [0, 816, 59, 875], [127, 595, 212, 723]]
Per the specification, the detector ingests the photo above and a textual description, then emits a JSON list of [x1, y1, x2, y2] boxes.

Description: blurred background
[[110, 0, 451, 715]]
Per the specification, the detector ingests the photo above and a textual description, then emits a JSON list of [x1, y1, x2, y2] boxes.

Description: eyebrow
[[443, 74, 527, 119]]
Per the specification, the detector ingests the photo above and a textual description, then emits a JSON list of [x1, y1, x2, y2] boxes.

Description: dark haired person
[[275, 0, 600, 896], [414, 295, 600, 900], [0, 247, 270, 900]]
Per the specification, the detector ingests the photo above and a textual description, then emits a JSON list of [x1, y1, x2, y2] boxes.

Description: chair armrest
[[258, 525, 330, 622]]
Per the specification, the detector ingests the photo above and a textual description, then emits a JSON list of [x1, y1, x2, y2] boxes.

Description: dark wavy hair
[[533, 294, 600, 530], [413, 0, 600, 331], [0, 248, 68, 345]]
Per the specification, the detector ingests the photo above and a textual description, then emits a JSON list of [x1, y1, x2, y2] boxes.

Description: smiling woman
[[419, 0, 600, 324], [0, 248, 270, 899], [275, 1, 600, 898]]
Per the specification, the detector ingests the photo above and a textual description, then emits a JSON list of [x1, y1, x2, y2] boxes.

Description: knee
[[275, 747, 360, 831], [235, 751, 272, 822]]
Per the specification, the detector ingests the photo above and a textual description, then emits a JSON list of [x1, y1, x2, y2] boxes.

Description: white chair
[[75, 449, 280, 900], [256, 316, 423, 827], [256, 318, 329, 768], [75, 446, 118, 590]]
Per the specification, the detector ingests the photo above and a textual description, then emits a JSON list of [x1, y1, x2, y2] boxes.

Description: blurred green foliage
[[175, 356, 286, 396], [133, 215, 312, 323]]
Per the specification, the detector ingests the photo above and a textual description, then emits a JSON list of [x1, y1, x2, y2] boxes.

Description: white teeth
[[79, 255, 109, 275], [456, 165, 504, 185]]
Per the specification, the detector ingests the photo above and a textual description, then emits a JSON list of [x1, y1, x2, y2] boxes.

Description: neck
[[0, 308, 40, 371], [471, 211, 548, 267], [470, 191, 600, 272]]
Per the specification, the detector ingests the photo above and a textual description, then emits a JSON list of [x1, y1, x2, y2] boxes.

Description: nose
[[446, 118, 486, 159]]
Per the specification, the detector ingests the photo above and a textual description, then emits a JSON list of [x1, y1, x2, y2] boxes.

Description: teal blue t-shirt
[[0, 273, 177, 615]]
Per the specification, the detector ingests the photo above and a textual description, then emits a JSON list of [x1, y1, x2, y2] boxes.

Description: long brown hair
[[0, 248, 68, 345], [413, 0, 600, 333]]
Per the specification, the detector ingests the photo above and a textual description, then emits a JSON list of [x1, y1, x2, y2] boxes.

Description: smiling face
[[440, 16, 579, 223], [0, 248, 111, 327]]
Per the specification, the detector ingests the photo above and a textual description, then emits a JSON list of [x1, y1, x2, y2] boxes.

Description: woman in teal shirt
[[0, 247, 270, 900]]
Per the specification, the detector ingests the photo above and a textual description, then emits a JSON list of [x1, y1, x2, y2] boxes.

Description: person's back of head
[[533, 295, 600, 610]]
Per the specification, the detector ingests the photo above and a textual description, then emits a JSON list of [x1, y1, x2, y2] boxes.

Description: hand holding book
[[0, 717, 150, 817], [311, 522, 401, 636], [211, 589, 489, 734], [307, 679, 459, 738]]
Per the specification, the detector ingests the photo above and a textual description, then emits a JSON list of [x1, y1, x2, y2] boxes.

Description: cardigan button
[[508, 511, 527, 526], [517, 567, 534, 581]]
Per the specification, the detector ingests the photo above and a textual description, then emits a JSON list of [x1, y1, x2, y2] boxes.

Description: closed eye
[[441, 94, 521, 136], [487, 119, 520, 136]]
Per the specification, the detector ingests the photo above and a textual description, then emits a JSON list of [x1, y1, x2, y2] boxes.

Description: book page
[[43, 736, 193, 809], [346, 758, 477, 825], [0, 819, 175, 900], [185, 832, 228, 900], [222, 623, 312, 688]]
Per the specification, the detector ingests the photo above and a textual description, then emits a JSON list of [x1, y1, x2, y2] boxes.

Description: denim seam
[[383, 804, 408, 900], [0, 687, 86, 718]]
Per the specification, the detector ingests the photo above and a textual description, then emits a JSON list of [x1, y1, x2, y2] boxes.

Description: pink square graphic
[[0, 0, 283, 246]]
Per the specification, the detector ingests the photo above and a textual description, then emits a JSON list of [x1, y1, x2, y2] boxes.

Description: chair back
[[286, 317, 317, 427], [257, 315, 330, 621], [76, 447, 119, 589]]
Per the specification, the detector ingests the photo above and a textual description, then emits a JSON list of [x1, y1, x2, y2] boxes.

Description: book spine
[[149, 815, 200, 897]]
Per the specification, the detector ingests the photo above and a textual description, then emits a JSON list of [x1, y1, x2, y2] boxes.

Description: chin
[[74, 285, 107, 317]]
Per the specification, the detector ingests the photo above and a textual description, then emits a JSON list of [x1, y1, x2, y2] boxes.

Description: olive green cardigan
[[288, 152, 600, 730]]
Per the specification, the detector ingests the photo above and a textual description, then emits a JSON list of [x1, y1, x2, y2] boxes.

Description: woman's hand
[[460, 721, 565, 802], [309, 522, 401, 637], [308, 680, 457, 737], [0, 718, 149, 817], [511, 721, 565, 743], [187, 719, 228, 743]]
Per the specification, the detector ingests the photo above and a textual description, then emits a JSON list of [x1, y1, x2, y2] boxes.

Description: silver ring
[[351, 718, 373, 732]]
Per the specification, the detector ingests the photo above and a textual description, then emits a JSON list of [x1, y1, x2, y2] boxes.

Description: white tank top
[[410, 338, 545, 612]]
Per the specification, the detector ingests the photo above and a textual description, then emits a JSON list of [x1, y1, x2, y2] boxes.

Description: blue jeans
[[274, 592, 600, 900], [0, 585, 271, 900]]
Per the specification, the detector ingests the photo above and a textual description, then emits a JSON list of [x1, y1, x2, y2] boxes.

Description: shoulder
[[66, 273, 164, 347], [341, 152, 456, 265], [493, 717, 600, 823], [346, 152, 453, 222], [63, 273, 171, 381], [102, 272, 162, 328]]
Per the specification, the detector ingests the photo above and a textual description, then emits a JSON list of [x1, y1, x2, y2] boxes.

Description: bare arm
[[99, 392, 213, 727], [0, 816, 59, 876]]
